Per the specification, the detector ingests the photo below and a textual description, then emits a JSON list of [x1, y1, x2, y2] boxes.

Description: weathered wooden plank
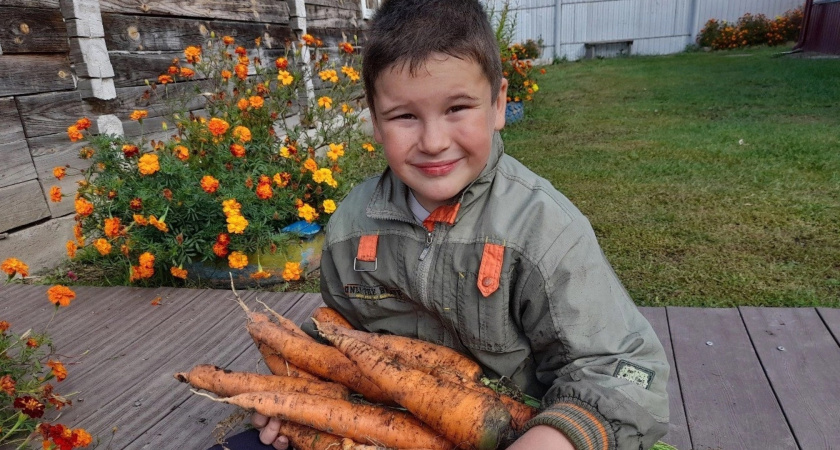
[[818, 308, 840, 346], [0, 97, 37, 188], [0, 54, 75, 97], [638, 307, 691, 450], [15, 90, 86, 138], [31, 139, 92, 218], [0, 7, 69, 54], [98, 0, 291, 25], [741, 307, 840, 449], [86, 80, 209, 120], [110, 51, 185, 88], [667, 307, 797, 450], [0, 180, 50, 233], [102, 13, 294, 53], [0, 0, 59, 9]]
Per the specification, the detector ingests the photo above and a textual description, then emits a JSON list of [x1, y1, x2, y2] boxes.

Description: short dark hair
[[362, 0, 503, 113]]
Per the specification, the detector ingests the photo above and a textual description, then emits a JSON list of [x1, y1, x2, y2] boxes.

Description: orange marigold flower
[[67, 125, 83, 142], [46, 285, 75, 307], [235, 46, 247, 56], [237, 98, 249, 111], [282, 261, 303, 281], [149, 215, 169, 233], [0, 374, 15, 396], [1, 258, 29, 278], [200, 175, 220, 193], [226, 213, 249, 234], [74, 198, 94, 217], [303, 158, 318, 172], [133, 214, 149, 226], [130, 109, 149, 121], [139, 251, 155, 269], [212, 241, 229, 258], [46, 360, 67, 382], [104, 217, 122, 238], [235, 63, 248, 80], [251, 270, 271, 280], [158, 74, 174, 84], [277, 70, 294, 86], [0, 321, 9, 333], [179, 67, 196, 78], [66, 240, 77, 259], [122, 144, 139, 158], [208, 118, 230, 137], [138, 153, 160, 175], [297, 203, 318, 223], [232, 126, 252, 143], [339, 42, 354, 54], [256, 183, 273, 200], [217, 233, 231, 245], [221, 69, 232, 81], [170, 266, 188, 279], [222, 35, 235, 45], [317, 96, 333, 109], [249, 96, 264, 109], [275, 57, 288, 70], [168, 65, 178, 75], [73, 222, 84, 242], [184, 45, 201, 63], [174, 145, 189, 161], [323, 199, 337, 214], [94, 238, 112, 255], [79, 146, 94, 159], [53, 166, 67, 180], [228, 251, 248, 269], [27, 337, 40, 348], [74, 117, 92, 130], [230, 143, 246, 158], [273, 172, 291, 187], [49, 186, 62, 203], [302, 34, 316, 45]]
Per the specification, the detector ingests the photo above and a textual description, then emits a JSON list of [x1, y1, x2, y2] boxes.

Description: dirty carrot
[[197, 390, 454, 450], [253, 331, 320, 380], [256, 298, 314, 341], [174, 364, 349, 399], [247, 320, 392, 404], [273, 420, 346, 450], [317, 321, 512, 450], [311, 306, 355, 329]]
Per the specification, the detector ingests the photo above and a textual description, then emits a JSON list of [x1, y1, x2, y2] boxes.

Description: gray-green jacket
[[318, 134, 669, 450]]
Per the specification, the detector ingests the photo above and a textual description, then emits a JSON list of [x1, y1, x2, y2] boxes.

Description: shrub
[[697, 6, 804, 50]]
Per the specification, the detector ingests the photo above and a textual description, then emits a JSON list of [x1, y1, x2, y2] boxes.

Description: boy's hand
[[506, 425, 576, 450], [251, 412, 290, 449]]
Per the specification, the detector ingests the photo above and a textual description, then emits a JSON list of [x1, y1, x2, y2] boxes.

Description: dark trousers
[[207, 429, 275, 450]]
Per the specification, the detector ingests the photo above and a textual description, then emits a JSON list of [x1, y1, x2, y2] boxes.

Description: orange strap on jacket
[[477, 241, 504, 297], [422, 203, 461, 233], [357, 234, 379, 262]]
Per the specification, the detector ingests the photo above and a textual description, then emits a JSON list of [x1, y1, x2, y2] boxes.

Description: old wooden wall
[[0, 0, 366, 272]]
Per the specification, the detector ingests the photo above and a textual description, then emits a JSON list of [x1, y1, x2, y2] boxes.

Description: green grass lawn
[[502, 46, 839, 307]]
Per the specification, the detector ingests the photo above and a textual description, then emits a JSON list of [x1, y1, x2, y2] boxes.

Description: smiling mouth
[[414, 159, 460, 176]]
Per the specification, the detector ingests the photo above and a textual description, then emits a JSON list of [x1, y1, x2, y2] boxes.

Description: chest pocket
[[455, 243, 517, 352]]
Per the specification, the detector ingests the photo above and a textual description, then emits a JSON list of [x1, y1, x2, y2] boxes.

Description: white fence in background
[[483, 0, 805, 61]]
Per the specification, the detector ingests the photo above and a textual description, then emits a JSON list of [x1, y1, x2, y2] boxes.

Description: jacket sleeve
[[519, 216, 670, 450]]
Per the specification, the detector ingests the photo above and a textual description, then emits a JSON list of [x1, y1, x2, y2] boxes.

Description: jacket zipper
[[416, 229, 435, 310]]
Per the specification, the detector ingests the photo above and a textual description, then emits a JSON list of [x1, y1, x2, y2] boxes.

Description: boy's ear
[[494, 78, 509, 131]]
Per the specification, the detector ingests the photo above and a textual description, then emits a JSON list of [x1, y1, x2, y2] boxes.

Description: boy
[[253, 0, 670, 448]]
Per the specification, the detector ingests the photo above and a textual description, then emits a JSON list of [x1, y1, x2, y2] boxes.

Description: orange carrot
[[174, 364, 350, 399], [202, 390, 455, 450], [247, 320, 392, 405], [253, 331, 320, 380], [272, 420, 346, 450], [311, 306, 355, 329], [255, 299, 315, 341], [317, 321, 512, 450]]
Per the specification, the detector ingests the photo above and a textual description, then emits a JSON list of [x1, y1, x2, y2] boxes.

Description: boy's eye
[[448, 105, 469, 113], [393, 113, 415, 120]]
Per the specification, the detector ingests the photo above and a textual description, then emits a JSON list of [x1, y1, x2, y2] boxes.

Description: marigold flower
[[232, 126, 252, 143], [0, 321, 9, 333], [256, 182, 273, 200], [184, 45, 201, 63], [52, 166, 67, 180], [249, 95, 264, 109], [130, 264, 154, 282], [303, 158, 318, 172], [170, 266, 188, 279], [49, 186, 62, 203], [120, 144, 138, 158], [79, 146, 94, 159], [74, 198, 94, 216], [279, 146, 292, 158], [341, 65, 360, 82], [251, 270, 271, 280], [323, 199, 337, 214], [138, 153, 160, 175], [158, 74, 174, 84], [46, 360, 67, 382], [130, 109, 149, 121], [200, 175, 220, 193], [235, 63, 248, 80], [228, 251, 248, 269], [149, 215, 169, 232], [327, 142, 345, 161], [298, 203, 318, 223], [94, 238, 112, 256], [312, 167, 332, 184], [282, 261, 303, 281], [339, 42, 354, 54], [222, 35, 235, 45], [174, 145, 189, 161], [66, 240, 77, 259], [318, 96, 333, 109], [277, 70, 294, 86], [363, 142, 375, 152], [73, 222, 84, 242], [221, 69, 232, 81], [341, 103, 354, 114], [104, 217, 122, 238], [230, 143, 246, 158], [74, 117, 92, 130], [139, 252, 155, 269], [226, 213, 249, 234], [222, 199, 242, 216], [14, 395, 44, 418], [26, 337, 39, 348], [237, 98, 249, 111], [1, 257, 29, 278], [275, 57, 289, 70], [208, 118, 230, 137], [179, 67, 196, 78], [319, 69, 339, 83], [66, 125, 83, 142], [302, 34, 316, 45], [46, 285, 76, 307], [0, 374, 15, 396], [168, 65, 178, 75], [274, 172, 291, 187], [133, 214, 149, 226], [212, 241, 229, 258]]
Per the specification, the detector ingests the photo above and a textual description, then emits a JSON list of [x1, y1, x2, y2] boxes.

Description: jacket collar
[[366, 131, 505, 225]]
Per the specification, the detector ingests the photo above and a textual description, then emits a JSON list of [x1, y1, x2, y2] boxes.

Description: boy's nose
[[418, 121, 449, 155]]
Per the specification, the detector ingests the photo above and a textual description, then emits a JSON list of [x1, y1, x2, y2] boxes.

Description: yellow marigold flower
[[312, 168, 333, 185], [341, 103, 354, 114], [277, 70, 294, 86], [138, 153, 160, 175], [104, 217, 122, 238], [174, 145, 189, 161], [66, 240, 77, 259], [94, 238, 112, 256], [200, 175, 219, 193], [53, 167, 66, 180], [319, 69, 339, 83], [274, 172, 290, 187], [184, 45, 201, 63], [208, 117, 230, 137], [46, 360, 67, 382], [149, 215, 169, 233], [74, 198, 94, 216], [1, 258, 29, 278], [249, 95, 264, 109], [222, 199, 242, 216], [323, 199, 337, 214], [133, 214, 148, 226], [226, 213, 249, 234], [363, 142, 375, 152], [326, 143, 345, 161], [232, 126, 252, 143], [303, 158, 318, 172], [317, 96, 333, 109], [341, 65, 360, 82], [67, 125, 83, 142], [228, 251, 248, 269], [297, 203, 318, 223], [49, 186, 62, 203], [282, 261, 303, 281], [170, 266, 188, 279], [279, 146, 291, 158], [130, 110, 149, 121]]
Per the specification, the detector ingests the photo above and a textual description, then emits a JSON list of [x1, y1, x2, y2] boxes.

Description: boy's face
[[371, 53, 508, 212]]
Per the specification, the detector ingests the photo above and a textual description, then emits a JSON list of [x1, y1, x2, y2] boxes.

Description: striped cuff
[[522, 398, 615, 450]]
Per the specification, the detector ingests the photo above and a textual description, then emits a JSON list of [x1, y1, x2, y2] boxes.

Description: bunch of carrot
[[176, 301, 538, 450]]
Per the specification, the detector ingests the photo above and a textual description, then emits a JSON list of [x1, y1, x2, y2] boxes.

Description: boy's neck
[[407, 189, 431, 223]]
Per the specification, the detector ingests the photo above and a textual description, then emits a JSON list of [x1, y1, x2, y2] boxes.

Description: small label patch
[[613, 360, 654, 389], [344, 284, 406, 301]]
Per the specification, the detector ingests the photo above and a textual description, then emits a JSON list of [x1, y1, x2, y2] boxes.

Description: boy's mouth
[[414, 159, 460, 177]]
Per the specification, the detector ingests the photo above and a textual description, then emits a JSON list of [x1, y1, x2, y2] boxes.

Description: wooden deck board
[[740, 307, 840, 449]]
